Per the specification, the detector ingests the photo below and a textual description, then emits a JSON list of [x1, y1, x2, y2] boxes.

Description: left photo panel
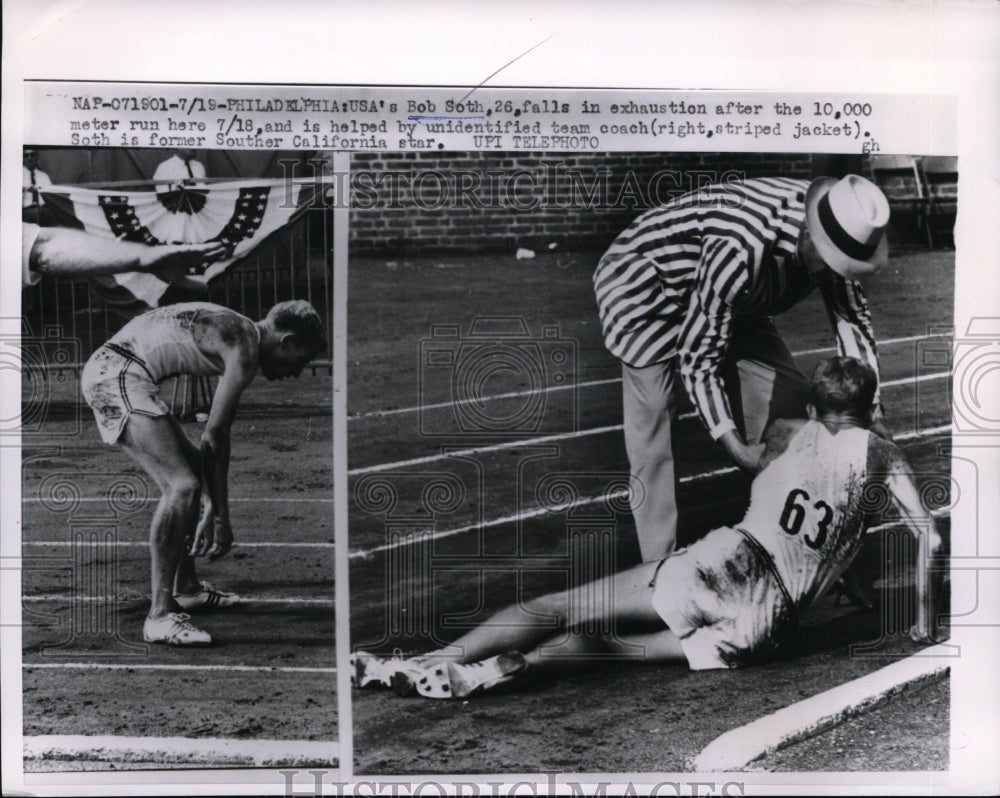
[[18, 146, 340, 772]]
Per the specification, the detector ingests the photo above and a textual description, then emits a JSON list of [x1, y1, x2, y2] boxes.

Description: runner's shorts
[[81, 344, 170, 444], [650, 526, 796, 670]]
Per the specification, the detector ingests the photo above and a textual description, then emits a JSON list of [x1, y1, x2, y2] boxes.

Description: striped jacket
[[593, 177, 879, 441]]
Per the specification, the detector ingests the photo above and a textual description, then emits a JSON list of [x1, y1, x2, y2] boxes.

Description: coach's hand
[[719, 431, 764, 473], [870, 405, 894, 442]]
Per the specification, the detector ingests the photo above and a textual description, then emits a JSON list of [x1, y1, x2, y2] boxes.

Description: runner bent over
[[81, 300, 327, 645]]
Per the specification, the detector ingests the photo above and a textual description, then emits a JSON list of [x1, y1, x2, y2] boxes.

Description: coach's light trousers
[[622, 316, 809, 562]]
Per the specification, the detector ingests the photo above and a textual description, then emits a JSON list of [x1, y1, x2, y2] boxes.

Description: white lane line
[[689, 645, 953, 771], [679, 423, 952, 485], [22, 496, 333, 504], [23, 735, 338, 767], [23, 424, 951, 562], [24, 662, 335, 673], [22, 595, 333, 605], [349, 372, 950, 476], [794, 333, 939, 356], [348, 424, 623, 476], [867, 505, 948, 533], [348, 425, 952, 560], [21, 540, 333, 548], [353, 376, 619, 420], [350, 332, 944, 420], [673, 370, 947, 425]]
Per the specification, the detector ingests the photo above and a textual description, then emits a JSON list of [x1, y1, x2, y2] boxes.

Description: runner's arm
[[191, 321, 257, 559]]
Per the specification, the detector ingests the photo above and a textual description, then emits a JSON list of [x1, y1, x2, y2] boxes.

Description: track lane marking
[[21, 424, 952, 558], [351, 332, 946, 420], [20, 540, 333, 548], [22, 734, 338, 767], [23, 662, 334, 673], [348, 425, 951, 560], [21, 595, 334, 604], [21, 497, 334, 504], [349, 424, 624, 476], [349, 372, 950, 475]]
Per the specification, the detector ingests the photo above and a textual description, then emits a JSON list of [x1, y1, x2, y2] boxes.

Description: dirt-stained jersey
[[740, 419, 871, 612], [104, 302, 250, 382]]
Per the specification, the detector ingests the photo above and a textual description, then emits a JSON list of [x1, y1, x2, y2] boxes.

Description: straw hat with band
[[804, 175, 890, 280]]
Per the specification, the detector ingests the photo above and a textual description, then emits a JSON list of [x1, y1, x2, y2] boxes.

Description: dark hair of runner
[[267, 300, 327, 356], [809, 356, 877, 416]]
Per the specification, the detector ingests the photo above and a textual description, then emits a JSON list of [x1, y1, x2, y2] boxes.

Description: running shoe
[[389, 655, 438, 696], [143, 612, 212, 646], [175, 581, 241, 611], [351, 651, 431, 691], [415, 652, 527, 699]]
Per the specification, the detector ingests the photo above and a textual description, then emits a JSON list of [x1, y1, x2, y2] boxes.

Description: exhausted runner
[[81, 300, 327, 646], [353, 356, 945, 699]]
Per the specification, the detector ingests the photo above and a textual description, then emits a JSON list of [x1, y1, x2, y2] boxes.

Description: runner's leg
[[163, 414, 205, 596], [120, 413, 202, 619], [432, 560, 667, 664], [520, 626, 686, 675]]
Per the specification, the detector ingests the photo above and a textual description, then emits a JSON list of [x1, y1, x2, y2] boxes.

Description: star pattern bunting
[[41, 179, 313, 308]]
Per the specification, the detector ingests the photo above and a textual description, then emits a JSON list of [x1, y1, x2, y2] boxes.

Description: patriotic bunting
[[42, 179, 316, 310]]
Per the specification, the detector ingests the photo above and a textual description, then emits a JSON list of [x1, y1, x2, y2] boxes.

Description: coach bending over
[[593, 174, 894, 561]]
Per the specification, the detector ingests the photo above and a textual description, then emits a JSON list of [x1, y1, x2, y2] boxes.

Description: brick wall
[[27, 147, 309, 185], [348, 152, 815, 255]]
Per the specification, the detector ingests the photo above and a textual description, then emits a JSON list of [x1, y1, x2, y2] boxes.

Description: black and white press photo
[[17, 145, 339, 771], [346, 149, 956, 774], [2, 35, 997, 793]]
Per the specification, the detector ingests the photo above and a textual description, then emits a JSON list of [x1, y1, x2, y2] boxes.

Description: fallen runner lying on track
[[352, 356, 946, 699]]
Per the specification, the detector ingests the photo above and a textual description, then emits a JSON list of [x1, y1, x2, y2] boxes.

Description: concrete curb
[[690, 644, 954, 772]]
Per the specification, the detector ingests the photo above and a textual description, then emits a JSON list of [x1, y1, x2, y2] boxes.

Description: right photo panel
[[346, 147, 956, 776]]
